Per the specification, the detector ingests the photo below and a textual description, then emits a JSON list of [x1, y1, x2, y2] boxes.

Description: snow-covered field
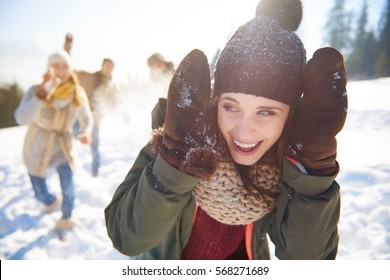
[[0, 78, 389, 260]]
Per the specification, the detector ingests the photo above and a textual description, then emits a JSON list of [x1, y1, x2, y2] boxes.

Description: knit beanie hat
[[213, 0, 306, 105], [47, 50, 73, 69]]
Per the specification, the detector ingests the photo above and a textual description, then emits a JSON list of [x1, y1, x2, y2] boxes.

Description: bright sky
[[0, 0, 386, 90]]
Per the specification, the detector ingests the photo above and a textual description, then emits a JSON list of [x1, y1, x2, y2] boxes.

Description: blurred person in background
[[147, 53, 175, 130], [14, 50, 93, 230], [147, 53, 175, 84], [76, 58, 118, 177]]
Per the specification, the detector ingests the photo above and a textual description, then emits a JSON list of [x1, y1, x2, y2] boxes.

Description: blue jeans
[[29, 163, 74, 219], [91, 125, 100, 176], [75, 120, 100, 176]]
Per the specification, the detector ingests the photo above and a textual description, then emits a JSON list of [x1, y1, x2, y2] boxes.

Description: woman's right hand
[[35, 68, 60, 101], [152, 49, 219, 180]]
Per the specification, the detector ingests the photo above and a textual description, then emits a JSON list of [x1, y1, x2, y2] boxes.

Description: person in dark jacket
[[75, 58, 118, 176], [105, 0, 348, 260]]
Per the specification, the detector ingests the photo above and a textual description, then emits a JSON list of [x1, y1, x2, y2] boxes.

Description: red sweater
[[181, 207, 246, 260]]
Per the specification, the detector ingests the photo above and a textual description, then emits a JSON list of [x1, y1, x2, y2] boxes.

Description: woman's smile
[[233, 138, 263, 154]]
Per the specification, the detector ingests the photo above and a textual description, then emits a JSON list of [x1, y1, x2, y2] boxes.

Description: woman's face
[[218, 93, 290, 166], [51, 61, 71, 83]]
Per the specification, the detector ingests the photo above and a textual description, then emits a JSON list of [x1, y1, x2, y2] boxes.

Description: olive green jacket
[[104, 142, 340, 260]]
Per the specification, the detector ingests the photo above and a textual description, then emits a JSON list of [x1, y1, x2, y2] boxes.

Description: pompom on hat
[[255, 0, 302, 31], [47, 50, 73, 69], [213, 0, 306, 105]]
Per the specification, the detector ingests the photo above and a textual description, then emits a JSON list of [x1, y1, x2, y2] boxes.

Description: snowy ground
[[0, 78, 389, 260]]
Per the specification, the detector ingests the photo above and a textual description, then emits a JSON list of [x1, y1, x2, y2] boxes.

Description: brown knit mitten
[[288, 47, 348, 176], [152, 49, 219, 180]]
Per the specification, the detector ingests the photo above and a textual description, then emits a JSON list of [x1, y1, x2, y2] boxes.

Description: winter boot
[[43, 195, 62, 214]]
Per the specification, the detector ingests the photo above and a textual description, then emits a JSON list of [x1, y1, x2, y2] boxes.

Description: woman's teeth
[[233, 139, 259, 149]]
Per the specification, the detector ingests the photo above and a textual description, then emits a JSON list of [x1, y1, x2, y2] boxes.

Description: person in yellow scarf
[[14, 50, 94, 231], [36, 56, 83, 108]]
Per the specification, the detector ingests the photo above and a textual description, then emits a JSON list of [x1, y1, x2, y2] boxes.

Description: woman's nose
[[235, 117, 256, 138]]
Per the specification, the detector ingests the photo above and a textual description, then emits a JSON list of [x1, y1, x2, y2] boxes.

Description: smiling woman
[[104, 0, 348, 260], [217, 93, 290, 166]]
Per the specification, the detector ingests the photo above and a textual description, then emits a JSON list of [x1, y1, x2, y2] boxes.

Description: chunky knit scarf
[[192, 159, 281, 225]]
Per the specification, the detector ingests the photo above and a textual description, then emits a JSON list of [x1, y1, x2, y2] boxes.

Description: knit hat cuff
[[47, 50, 73, 69], [213, 63, 304, 105]]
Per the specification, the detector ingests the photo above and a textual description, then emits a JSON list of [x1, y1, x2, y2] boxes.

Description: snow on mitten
[[152, 49, 219, 180], [288, 47, 348, 176]]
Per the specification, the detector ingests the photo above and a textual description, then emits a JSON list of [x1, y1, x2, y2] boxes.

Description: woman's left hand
[[78, 133, 92, 144], [287, 47, 348, 176]]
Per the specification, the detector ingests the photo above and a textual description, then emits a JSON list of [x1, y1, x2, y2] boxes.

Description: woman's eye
[[223, 104, 238, 113], [258, 110, 275, 117]]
